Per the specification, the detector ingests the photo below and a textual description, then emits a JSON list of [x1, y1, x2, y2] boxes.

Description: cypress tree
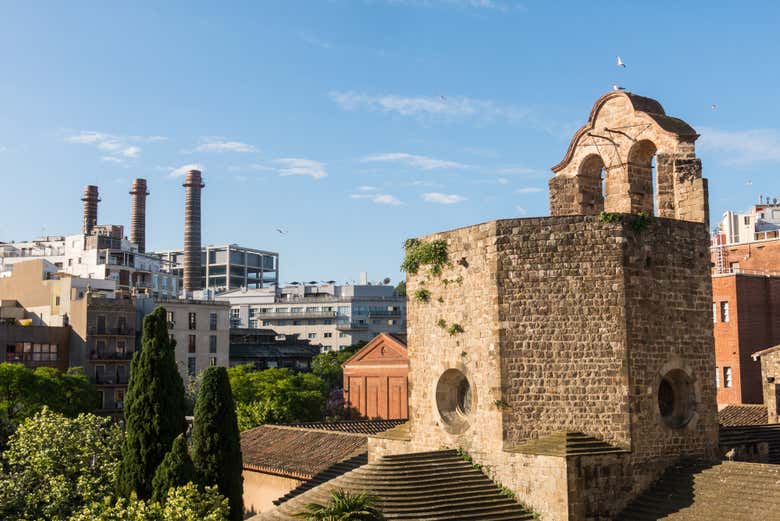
[[191, 366, 244, 521], [117, 306, 188, 499], [151, 434, 195, 502]]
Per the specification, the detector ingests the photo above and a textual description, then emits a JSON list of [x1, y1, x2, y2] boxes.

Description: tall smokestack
[[182, 170, 205, 293], [129, 179, 149, 253], [81, 185, 100, 235]]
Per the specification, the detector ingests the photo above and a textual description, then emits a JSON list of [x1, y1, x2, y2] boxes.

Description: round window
[[657, 369, 696, 429], [436, 369, 473, 433]]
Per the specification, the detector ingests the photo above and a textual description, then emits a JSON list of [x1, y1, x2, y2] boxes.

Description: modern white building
[[221, 280, 406, 352], [718, 196, 780, 246], [0, 225, 178, 297], [153, 244, 279, 294]]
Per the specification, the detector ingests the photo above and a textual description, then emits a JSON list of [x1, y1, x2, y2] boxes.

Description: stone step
[[253, 450, 536, 521]]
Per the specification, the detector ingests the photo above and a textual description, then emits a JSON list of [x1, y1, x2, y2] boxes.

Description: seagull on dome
[[612, 84, 626, 91], [617, 56, 626, 67]]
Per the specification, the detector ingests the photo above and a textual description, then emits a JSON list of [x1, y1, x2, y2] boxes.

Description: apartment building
[[0, 225, 178, 297], [153, 244, 279, 294], [137, 296, 230, 383], [222, 280, 406, 352], [712, 273, 780, 405], [0, 259, 136, 413], [1, 300, 71, 371]]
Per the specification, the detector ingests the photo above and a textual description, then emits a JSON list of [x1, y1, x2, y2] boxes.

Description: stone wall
[[379, 213, 718, 521], [759, 348, 780, 423]]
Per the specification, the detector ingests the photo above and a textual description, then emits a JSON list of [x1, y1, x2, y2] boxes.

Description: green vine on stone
[[447, 323, 464, 336], [630, 211, 653, 232], [413, 288, 431, 303], [437, 296, 444, 304], [436, 318, 447, 329], [599, 211, 620, 223], [401, 238, 449, 277], [494, 399, 509, 410]]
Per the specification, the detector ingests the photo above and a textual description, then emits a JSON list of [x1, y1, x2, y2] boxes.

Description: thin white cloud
[[299, 31, 332, 49], [64, 130, 163, 161], [169, 164, 205, 178], [498, 177, 510, 185], [358, 185, 378, 192], [698, 127, 780, 166], [194, 139, 257, 153], [498, 166, 544, 176], [275, 158, 328, 180], [331, 91, 527, 122], [101, 156, 125, 164], [422, 192, 466, 204], [362, 152, 467, 170], [516, 206, 528, 216], [351, 193, 403, 205], [516, 187, 543, 194]]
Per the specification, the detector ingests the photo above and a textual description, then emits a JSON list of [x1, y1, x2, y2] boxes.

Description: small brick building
[[342, 333, 408, 420]]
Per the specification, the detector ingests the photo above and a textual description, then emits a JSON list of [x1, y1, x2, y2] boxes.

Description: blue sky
[[1, 1, 779, 284]]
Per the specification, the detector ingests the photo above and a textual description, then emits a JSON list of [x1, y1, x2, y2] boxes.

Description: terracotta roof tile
[[285, 419, 406, 435], [241, 425, 368, 478], [718, 405, 768, 426]]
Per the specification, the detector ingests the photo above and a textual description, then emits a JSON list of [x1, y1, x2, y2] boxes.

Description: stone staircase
[[616, 460, 780, 520], [256, 450, 535, 520]]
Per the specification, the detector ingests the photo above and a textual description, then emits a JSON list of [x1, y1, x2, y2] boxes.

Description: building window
[[210, 357, 217, 367], [188, 335, 196, 353], [339, 345, 347, 351], [320, 346, 329, 353], [55, 296, 60, 306], [188, 312, 197, 330], [188, 357, 196, 377], [723, 367, 733, 388], [308, 333, 316, 339], [712, 303, 717, 323], [209, 335, 217, 354], [118, 316, 127, 333], [720, 301, 729, 322], [167, 311, 175, 327], [117, 340, 126, 354], [209, 312, 217, 331], [97, 315, 106, 334], [339, 332, 347, 338], [744, 216, 751, 225], [230, 308, 240, 327], [716, 367, 720, 388], [324, 332, 332, 338]]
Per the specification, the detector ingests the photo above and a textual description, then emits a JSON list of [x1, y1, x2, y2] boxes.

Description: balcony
[[258, 311, 337, 320], [89, 327, 135, 336], [367, 310, 402, 318], [90, 350, 134, 361], [94, 374, 130, 385], [97, 400, 124, 412], [336, 322, 370, 331]]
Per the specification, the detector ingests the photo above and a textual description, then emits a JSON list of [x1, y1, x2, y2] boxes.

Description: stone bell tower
[[369, 92, 718, 521]]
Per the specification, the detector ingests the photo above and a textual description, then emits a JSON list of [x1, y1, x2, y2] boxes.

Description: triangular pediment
[[342, 333, 408, 367]]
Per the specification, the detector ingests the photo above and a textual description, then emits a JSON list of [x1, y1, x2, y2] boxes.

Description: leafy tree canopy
[[310, 343, 365, 392], [69, 483, 229, 521], [0, 407, 122, 521], [228, 365, 326, 431]]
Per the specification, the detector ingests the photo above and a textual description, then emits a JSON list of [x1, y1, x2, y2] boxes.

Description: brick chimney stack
[[182, 170, 205, 292], [81, 185, 100, 235], [129, 179, 149, 253]]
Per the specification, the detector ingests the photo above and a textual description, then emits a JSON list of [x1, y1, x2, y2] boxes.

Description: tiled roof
[[285, 419, 407, 435], [718, 404, 768, 426], [241, 425, 367, 479]]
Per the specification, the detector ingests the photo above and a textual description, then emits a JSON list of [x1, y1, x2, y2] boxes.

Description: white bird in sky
[[746, 180, 753, 187], [617, 56, 626, 68], [276, 228, 288, 235], [440, 95, 447, 102], [711, 104, 718, 110], [612, 84, 625, 91]]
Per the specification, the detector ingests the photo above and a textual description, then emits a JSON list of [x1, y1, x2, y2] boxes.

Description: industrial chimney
[[81, 185, 100, 235], [182, 170, 205, 293], [129, 179, 149, 253]]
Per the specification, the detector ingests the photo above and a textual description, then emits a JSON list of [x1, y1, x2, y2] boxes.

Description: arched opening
[[627, 140, 658, 215], [578, 154, 606, 213], [657, 368, 696, 429], [436, 368, 473, 434]]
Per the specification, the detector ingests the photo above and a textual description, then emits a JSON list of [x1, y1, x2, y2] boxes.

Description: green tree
[[151, 434, 195, 503], [295, 489, 385, 521], [228, 365, 326, 430], [0, 407, 122, 521], [191, 366, 244, 521], [394, 280, 406, 297], [0, 363, 99, 450], [117, 306, 187, 500], [69, 483, 229, 521]]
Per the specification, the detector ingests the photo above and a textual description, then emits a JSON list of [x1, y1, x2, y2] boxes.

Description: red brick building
[[712, 235, 780, 276], [712, 273, 780, 405], [342, 333, 408, 420]]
